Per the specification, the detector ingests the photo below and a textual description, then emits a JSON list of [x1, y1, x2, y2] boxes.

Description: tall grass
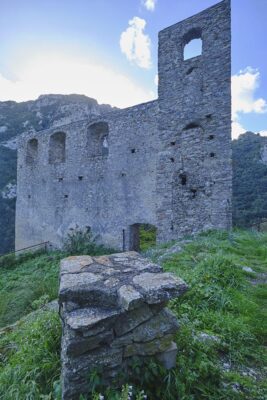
[[0, 310, 61, 400], [0, 230, 266, 399], [0, 251, 61, 327], [0, 230, 116, 328]]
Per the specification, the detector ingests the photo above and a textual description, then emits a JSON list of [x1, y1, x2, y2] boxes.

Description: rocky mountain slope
[[0, 94, 114, 254]]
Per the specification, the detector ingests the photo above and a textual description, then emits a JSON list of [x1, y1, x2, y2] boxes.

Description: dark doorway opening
[[129, 223, 157, 252]]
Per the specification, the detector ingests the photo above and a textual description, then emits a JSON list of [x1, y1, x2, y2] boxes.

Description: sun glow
[[0, 52, 156, 108]]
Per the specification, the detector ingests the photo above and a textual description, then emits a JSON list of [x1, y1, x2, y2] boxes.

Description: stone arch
[[49, 132, 66, 164], [129, 223, 157, 252], [183, 28, 202, 60], [88, 121, 109, 157], [26, 138, 38, 165]]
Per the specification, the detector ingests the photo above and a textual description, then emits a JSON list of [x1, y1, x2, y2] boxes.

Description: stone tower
[[156, 0, 232, 243], [15, 0, 232, 252]]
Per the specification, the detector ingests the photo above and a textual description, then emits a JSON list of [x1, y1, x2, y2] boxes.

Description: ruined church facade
[[16, 0, 232, 252]]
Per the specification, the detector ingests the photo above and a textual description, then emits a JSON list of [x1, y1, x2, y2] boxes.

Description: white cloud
[[232, 67, 267, 119], [260, 130, 267, 137], [0, 53, 156, 108], [231, 67, 267, 139], [154, 74, 158, 86], [120, 17, 152, 69], [142, 0, 157, 11]]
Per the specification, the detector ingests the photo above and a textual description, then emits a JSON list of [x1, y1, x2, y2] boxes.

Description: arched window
[[183, 28, 202, 60], [49, 132, 66, 164], [26, 138, 38, 165], [88, 122, 109, 157]]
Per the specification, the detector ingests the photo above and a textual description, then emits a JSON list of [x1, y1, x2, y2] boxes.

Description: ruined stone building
[[15, 0, 232, 252]]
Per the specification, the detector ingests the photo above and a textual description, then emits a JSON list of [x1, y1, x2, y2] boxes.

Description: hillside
[[0, 94, 114, 254], [0, 230, 266, 399], [233, 132, 267, 228]]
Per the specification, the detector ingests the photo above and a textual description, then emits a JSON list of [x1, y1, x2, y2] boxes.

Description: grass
[[159, 229, 267, 400], [0, 230, 115, 328], [0, 229, 266, 399], [0, 310, 61, 400], [0, 251, 62, 328], [139, 224, 157, 252]]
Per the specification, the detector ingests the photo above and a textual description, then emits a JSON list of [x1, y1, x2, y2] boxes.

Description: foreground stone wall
[[59, 252, 188, 399]]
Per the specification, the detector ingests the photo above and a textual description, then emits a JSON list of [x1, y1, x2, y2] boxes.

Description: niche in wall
[[49, 132, 66, 164], [26, 138, 38, 165], [88, 122, 109, 157]]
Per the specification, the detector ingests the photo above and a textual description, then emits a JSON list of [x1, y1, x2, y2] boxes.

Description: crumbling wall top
[[59, 251, 187, 312]]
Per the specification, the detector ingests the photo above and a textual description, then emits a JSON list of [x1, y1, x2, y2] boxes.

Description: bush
[[63, 227, 116, 256]]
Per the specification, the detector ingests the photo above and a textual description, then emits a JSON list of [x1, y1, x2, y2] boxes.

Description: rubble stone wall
[[59, 252, 188, 399], [16, 0, 232, 251]]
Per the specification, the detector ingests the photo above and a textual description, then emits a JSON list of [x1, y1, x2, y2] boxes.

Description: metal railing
[[0, 241, 50, 258]]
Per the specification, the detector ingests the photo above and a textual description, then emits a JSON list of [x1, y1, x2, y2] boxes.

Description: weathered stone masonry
[[16, 0, 232, 251], [59, 252, 188, 399]]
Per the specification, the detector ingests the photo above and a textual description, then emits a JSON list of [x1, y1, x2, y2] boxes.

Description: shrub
[[63, 227, 116, 256]]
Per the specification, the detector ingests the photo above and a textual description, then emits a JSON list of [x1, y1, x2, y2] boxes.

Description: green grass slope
[[0, 230, 266, 399], [0, 251, 61, 328]]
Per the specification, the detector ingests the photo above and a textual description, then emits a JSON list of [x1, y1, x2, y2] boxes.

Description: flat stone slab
[[59, 252, 188, 310], [61, 272, 102, 292], [65, 307, 120, 332], [61, 256, 95, 274], [133, 272, 188, 303]]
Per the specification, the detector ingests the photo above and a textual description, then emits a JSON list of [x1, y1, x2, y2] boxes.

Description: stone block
[[156, 341, 178, 369], [133, 272, 188, 303], [118, 285, 143, 310]]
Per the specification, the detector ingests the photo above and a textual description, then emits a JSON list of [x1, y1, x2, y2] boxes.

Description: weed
[[63, 227, 116, 256]]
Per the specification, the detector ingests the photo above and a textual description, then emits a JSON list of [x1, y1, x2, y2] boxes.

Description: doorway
[[129, 223, 157, 252]]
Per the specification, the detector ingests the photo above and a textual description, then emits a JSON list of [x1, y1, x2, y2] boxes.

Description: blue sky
[[0, 0, 266, 138]]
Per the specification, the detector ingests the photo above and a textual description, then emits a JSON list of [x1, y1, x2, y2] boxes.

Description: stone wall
[[157, 0, 232, 242], [16, 0, 232, 251], [16, 101, 159, 251], [59, 252, 188, 399]]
